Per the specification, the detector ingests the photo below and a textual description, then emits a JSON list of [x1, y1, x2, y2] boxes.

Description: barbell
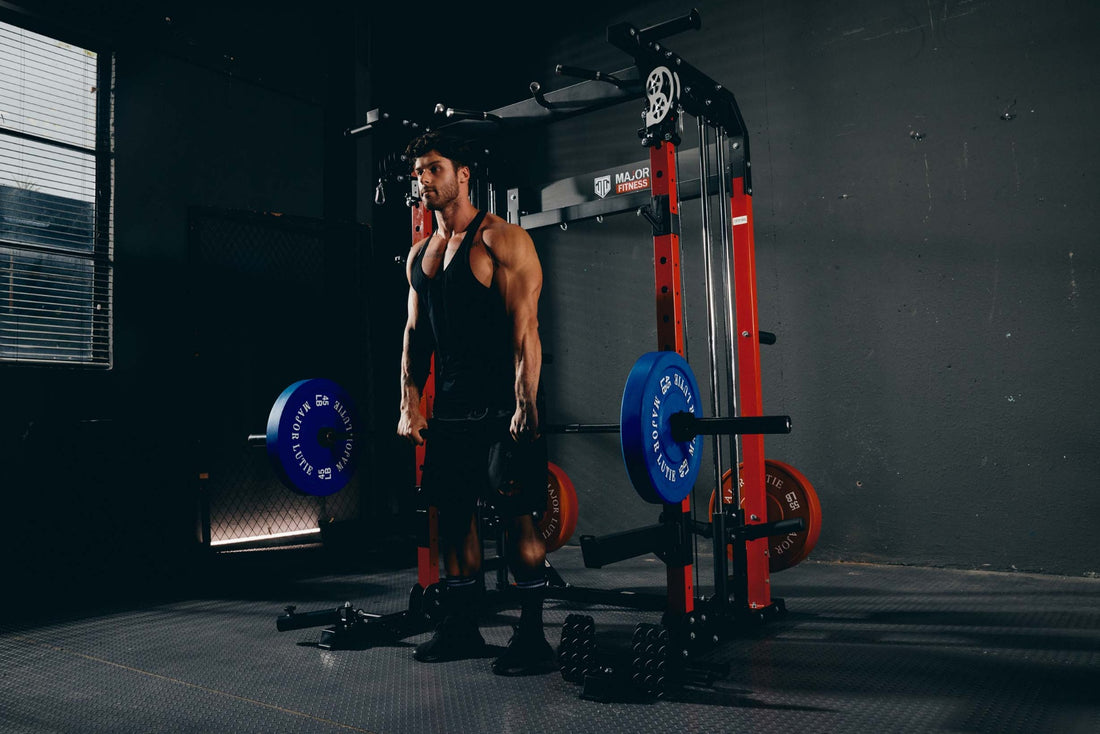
[[250, 351, 790, 506], [422, 351, 789, 504]]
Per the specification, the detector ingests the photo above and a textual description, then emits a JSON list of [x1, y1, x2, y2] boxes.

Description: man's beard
[[423, 180, 458, 211]]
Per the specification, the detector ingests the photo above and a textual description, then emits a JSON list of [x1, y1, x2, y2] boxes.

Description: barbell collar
[[669, 413, 792, 443], [317, 428, 355, 447]]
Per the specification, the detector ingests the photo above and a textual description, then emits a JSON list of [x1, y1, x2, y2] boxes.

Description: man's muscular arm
[[397, 243, 432, 445], [489, 223, 543, 441]]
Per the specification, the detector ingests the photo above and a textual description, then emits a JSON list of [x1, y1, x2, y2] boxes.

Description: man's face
[[413, 151, 465, 211]]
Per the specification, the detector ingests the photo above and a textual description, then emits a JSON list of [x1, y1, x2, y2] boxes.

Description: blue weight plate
[[619, 351, 703, 504], [266, 378, 359, 497]]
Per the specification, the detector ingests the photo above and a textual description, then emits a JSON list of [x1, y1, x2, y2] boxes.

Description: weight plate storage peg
[[265, 378, 359, 496], [619, 351, 704, 505]]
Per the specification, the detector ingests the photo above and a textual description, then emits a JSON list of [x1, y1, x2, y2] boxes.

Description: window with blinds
[[0, 20, 112, 366]]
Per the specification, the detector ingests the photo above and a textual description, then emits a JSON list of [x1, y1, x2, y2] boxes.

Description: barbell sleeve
[[547, 417, 790, 437], [669, 413, 792, 443], [249, 430, 355, 448]]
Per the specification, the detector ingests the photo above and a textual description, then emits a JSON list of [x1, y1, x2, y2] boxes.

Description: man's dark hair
[[403, 131, 474, 172]]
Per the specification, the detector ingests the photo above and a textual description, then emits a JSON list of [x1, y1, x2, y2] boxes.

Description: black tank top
[[410, 210, 515, 417]]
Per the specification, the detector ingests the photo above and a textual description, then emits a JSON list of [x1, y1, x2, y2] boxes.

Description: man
[[396, 131, 553, 675]]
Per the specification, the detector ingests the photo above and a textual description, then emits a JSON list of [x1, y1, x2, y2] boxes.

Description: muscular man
[[397, 131, 553, 675]]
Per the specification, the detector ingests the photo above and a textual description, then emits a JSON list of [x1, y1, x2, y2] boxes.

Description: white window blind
[[0, 20, 111, 366]]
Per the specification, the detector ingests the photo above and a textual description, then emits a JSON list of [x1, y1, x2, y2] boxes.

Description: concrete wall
[[502, 0, 1099, 576]]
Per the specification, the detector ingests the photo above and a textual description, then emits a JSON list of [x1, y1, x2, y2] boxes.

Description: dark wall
[[496, 0, 1099, 576], [1, 1, 378, 602]]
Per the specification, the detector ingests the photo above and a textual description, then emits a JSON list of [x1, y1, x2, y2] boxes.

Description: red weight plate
[[539, 462, 579, 553], [763, 460, 821, 570], [707, 460, 822, 572]]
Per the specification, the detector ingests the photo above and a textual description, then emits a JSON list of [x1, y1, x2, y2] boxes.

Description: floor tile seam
[[780, 621, 1100, 636], [794, 560, 1100, 579], [767, 637, 1100, 660], [5, 633, 379, 733]]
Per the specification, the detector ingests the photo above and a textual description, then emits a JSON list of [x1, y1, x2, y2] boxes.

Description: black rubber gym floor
[[1, 546, 1097, 733]]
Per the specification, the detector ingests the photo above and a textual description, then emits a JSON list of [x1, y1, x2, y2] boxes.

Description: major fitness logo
[[594, 166, 651, 199], [594, 175, 611, 199]]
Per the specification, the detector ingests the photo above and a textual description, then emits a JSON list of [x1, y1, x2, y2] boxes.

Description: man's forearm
[[402, 324, 433, 400], [400, 373, 422, 412], [401, 327, 431, 411], [514, 328, 542, 411]]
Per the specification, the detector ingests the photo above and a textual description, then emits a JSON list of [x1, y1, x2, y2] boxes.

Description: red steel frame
[[648, 140, 694, 616], [409, 142, 772, 615], [651, 139, 774, 615], [728, 175, 771, 610]]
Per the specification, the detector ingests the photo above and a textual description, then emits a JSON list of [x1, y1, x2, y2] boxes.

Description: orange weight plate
[[707, 459, 822, 572], [539, 462, 579, 553]]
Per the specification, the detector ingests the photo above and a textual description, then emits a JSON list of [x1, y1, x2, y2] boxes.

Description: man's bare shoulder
[[481, 214, 533, 260]]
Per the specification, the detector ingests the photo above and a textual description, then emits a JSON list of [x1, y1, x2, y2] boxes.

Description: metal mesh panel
[[202, 444, 355, 547], [191, 215, 325, 279], [188, 207, 368, 548]]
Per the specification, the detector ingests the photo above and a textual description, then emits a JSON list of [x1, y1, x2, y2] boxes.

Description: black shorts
[[422, 412, 548, 531]]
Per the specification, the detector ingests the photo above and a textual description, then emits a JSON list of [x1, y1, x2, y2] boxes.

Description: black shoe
[[491, 626, 557, 676], [413, 616, 486, 663]]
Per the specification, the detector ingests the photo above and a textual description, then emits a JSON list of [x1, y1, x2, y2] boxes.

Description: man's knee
[[505, 516, 546, 577]]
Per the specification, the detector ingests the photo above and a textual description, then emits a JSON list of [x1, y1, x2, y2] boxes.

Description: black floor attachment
[[558, 613, 729, 702]]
